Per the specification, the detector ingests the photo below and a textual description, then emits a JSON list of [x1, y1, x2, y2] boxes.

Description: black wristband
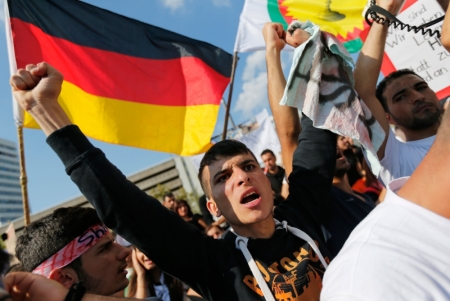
[[65, 282, 86, 301]]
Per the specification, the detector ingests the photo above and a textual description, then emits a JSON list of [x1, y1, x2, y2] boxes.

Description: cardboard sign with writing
[[382, 0, 450, 99]]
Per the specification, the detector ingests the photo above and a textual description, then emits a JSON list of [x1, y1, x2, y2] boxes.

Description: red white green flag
[[234, 0, 369, 53]]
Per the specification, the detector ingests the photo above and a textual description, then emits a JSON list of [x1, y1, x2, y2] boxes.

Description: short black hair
[[163, 192, 174, 199], [375, 69, 423, 112], [261, 149, 275, 157], [16, 207, 102, 273], [198, 140, 257, 197]]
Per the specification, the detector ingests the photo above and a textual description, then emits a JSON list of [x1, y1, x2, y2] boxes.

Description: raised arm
[[442, 1, 450, 50], [263, 22, 301, 177], [397, 6, 450, 219], [10, 63, 217, 289], [353, 0, 404, 160]]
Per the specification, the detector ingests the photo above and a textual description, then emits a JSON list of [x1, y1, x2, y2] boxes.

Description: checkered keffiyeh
[[33, 224, 109, 277]]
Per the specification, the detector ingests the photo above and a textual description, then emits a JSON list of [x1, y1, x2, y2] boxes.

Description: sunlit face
[[261, 153, 277, 172], [203, 154, 274, 230], [384, 74, 441, 130], [163, 196, 176, 211], [286, 27, 311, 48], [79, 233, 130, 295], [337, 136, 352, 152], [135, 248, 156, 271]]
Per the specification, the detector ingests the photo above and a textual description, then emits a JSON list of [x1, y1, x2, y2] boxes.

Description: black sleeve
[[46, 125, 217, 286], [277, 114, 336, 237]]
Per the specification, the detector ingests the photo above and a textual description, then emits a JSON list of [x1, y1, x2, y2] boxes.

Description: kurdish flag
[[235, 0, 369, 53], [6, 0, 232, 155]]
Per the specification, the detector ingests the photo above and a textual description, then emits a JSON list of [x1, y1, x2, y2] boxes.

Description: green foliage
[[175, 187, 200, 214]]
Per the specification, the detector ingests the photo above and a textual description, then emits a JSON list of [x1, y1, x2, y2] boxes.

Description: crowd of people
[[1, 0, 450, 300]]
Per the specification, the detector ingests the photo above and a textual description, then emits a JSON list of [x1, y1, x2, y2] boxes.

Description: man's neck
[[401, 123, 439, 142], [268, 165, 280, 175], [232, 215, 276, 239]]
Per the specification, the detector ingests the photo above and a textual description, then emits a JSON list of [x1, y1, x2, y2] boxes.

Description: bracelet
[[65, 282, 86, 301]]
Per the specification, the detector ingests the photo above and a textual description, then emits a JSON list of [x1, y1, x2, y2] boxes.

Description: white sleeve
[[378, 129, 401, 186]]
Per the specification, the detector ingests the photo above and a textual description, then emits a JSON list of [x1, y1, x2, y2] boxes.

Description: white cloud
[[0, 0, 5, 26], [212, 0, 231, 7], [161, 0, 185, 10], [234, 51, 268, 114]]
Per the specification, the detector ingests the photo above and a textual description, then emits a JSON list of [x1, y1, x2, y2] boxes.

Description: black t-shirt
[[266, 166, 285, 194], [322, 186, 375, 257]]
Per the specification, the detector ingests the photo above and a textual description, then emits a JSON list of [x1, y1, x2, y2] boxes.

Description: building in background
[[0, 156, 203, 236], [0, 138, 23, 225]]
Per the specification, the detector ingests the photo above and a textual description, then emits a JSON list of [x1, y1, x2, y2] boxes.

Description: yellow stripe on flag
[[23, 81, 217, 155]]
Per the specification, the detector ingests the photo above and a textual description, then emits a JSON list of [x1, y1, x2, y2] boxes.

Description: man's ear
[[206, 198, 222, 217], [386, 113, 397, 125], [48, 267, 79, 289]]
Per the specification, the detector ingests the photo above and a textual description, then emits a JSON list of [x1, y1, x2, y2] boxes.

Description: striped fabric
[[7, 0, 232, 155]]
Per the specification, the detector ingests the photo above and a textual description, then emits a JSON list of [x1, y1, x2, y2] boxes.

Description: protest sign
[[382, 0, 450, 99]]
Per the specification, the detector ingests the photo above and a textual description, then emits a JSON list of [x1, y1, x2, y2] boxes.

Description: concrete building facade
[[0, 156, 203, 236]]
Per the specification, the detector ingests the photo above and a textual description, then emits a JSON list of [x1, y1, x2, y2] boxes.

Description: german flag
[[7, 0, 232, 155]]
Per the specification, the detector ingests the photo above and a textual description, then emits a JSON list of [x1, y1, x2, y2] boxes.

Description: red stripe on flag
[[437, 86, 450, 99], [12, 19, 228, 107]]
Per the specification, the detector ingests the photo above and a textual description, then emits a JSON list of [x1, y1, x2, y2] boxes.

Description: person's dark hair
[[175, 200, 194, 218], [261, 149, 275, 157], [163, 192, 174, 199], [15, 207, 102, 273], [198, 140, 257, 197], [375, 69, 423, 112]]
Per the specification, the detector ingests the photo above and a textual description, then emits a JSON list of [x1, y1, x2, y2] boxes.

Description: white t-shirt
[[321, 177, 450, 301], [379, 129, 435, 186]]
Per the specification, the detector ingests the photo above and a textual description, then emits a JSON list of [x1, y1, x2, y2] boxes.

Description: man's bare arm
[[263, 22, 301, 177], [4, 272, 144, 301], [353, 0, 404, 160], [441, 1, 450, 50]]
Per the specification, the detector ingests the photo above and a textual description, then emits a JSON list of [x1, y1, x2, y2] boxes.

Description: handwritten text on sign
[[384, 0, 449, 97]]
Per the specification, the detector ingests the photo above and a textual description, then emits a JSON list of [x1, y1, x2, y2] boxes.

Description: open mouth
[[241, 192, 260, 204]]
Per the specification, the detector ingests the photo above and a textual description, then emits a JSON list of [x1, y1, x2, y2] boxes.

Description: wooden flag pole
[[17, 126, 30, 226], [221, 52, 239, 141], [221, 98, 236, 129]]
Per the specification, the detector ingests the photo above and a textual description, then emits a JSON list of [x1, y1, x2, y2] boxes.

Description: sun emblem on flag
[[269, 0, 368, 42]]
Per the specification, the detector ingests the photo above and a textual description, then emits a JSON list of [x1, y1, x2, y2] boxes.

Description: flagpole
[[17, 126, 31, 226], [221, 52, 238, 140], [221, 98, 236, 129], [5, 0, 30, 225]]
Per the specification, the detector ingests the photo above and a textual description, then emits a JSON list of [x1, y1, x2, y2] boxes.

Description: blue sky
[[0, 0, 295, 213]]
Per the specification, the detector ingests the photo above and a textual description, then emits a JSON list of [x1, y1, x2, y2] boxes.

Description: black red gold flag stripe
[[8, 0, 232, 155]]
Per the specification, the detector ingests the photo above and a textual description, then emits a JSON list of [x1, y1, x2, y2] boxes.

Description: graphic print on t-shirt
[[242, 243, 329, 301]]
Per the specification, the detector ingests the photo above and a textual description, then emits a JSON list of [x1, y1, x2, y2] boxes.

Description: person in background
[[260, 149, 288, 205], [128, 247, 184, 301], [175, 200, 208, 233], [205, 225, 224, 239], [162, 193, 177, 211]]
